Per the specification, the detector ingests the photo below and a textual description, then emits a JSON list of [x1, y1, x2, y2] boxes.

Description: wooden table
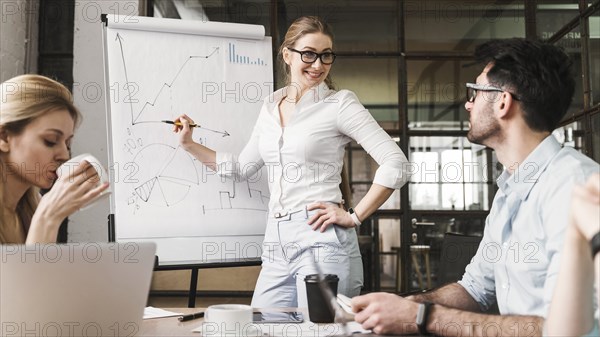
[[140, 308, 403, 336], [140, 308, 201, 336]]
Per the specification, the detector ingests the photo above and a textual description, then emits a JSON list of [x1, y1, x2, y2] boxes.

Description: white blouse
[[216, 82, 410, 214]]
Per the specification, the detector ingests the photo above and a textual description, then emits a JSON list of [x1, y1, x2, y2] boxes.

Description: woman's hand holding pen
[[170, 114, 217, 171], [173, 114, 196, 151], [307, 202, 356, 232]]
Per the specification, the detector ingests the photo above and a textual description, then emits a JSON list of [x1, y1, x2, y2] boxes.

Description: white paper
[[143, 306, 183, 320], [104, 15, 273, 263], [336, 293, 355, 316], [106, 15, 265, 40]]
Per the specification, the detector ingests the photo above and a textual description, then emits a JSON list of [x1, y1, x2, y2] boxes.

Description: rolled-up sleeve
[[336, 90, 410, 189], [458, 216, 498, 311]]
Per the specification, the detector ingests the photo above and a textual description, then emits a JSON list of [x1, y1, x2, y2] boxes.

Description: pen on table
[[178, 311, 205, 322], [162, 120, 201, 128]]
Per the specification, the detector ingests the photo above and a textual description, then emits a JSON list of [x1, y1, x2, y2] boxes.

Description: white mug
[[57, 153, 111, 210], [203, 304, 254, 336]]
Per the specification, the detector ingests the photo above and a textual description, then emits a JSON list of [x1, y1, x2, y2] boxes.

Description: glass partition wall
[[149, 0, 600, 292]]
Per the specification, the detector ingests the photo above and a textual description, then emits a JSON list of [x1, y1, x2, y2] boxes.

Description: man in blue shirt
[[352, 38, 599, 337]]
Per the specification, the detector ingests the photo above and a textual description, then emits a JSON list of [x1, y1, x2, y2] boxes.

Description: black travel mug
[[304, 274, 339, 323]]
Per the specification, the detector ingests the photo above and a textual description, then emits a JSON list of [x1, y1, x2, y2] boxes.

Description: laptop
[[0, 242, 156, 337]]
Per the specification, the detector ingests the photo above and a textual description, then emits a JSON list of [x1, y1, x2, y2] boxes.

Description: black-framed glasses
[[466, 82, 520, 103], [288, 48, 336, 65]]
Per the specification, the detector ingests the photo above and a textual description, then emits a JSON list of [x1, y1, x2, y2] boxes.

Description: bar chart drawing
[[228, 42, 268, 66]]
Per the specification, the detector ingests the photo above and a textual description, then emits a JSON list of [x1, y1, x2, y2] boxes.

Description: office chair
[[437, 232, 482, 285]]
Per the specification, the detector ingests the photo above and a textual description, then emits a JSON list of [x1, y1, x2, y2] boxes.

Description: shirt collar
[[496, 135, 562, 200], [264, 82, 331, 112]]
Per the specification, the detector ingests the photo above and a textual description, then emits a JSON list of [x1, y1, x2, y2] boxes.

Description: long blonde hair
[[0, 74, 81, 243], [279, 16, 336, 89]]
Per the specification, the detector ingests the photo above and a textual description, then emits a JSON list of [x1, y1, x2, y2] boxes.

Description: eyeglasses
[[466, 82, 520, 103], [288, 48, 336, 65]]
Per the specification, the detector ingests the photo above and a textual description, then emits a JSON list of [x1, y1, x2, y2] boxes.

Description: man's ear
[[496, 92, 514, 119], [0, 128, 10, 153]]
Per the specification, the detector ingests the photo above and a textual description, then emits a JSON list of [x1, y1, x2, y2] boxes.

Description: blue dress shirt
[[458, 136, 599, 316]]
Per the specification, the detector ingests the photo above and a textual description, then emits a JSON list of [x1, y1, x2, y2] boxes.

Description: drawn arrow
[[115, 32, 136, 125], [151, 120, 230, 137], [198, 127, 230, 137]]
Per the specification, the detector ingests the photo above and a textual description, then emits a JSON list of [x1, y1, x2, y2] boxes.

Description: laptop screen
[[0, 242, 156, 337]]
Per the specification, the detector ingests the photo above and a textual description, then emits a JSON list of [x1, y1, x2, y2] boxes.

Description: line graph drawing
[[203, 179, 270, 214], [131, 52, 218, 124], [115, 32, 227, 136]]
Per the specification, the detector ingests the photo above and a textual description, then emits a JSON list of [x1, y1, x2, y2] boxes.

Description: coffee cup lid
[[304, 273, 339, 283]]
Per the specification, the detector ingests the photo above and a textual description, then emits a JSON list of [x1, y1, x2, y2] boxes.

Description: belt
[[273, 206, 308, 219], [273, 202, 342, 219]]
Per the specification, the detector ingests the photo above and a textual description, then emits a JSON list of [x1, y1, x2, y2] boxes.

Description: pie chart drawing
[[131, 143, 198, 207]]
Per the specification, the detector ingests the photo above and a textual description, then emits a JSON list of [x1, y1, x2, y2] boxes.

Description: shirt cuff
[[457, 278, 492, 312], [372, 164, 410, 190]]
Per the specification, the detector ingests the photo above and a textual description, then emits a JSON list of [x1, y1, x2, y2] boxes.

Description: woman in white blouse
[[173, 16, 409, 308]]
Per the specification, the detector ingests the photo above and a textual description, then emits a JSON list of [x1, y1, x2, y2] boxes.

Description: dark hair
[[279, 16, 336, 89], [474, 38, 574, 132]]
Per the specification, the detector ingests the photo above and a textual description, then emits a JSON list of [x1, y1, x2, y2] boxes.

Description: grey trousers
[[251, 206, 363, 308]]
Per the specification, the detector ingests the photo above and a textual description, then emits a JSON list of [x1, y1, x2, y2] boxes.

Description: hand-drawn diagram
[[130, 144, 198, 207], [105, 23, 273, 243], [228, 42, 269, 66], [204, 179, 270, 214], [132, 51, 220, 125]]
